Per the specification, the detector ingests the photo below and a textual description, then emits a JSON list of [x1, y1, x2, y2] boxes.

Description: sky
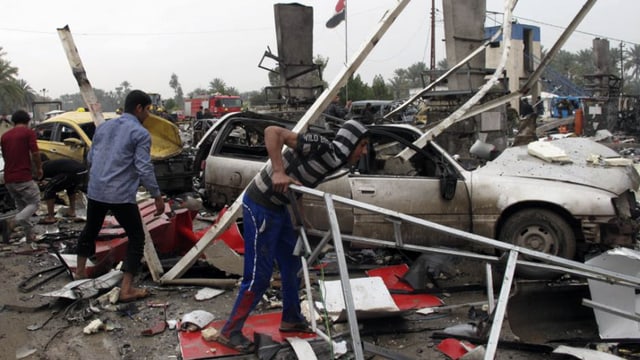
[[2, 0, 639, 101]]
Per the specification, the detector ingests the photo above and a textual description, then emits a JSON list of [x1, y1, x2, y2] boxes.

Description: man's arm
[[264, 126, 300, 193]]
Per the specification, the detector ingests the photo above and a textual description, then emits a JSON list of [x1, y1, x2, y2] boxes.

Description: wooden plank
[[56, 25, 104, 126], [160, 0, 412, 281]]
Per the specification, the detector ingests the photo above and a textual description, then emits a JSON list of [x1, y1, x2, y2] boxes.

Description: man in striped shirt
[[219, 120, 369, 353]]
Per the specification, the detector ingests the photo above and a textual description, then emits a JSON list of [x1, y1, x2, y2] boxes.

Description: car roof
[[42, 111, 119, 125]]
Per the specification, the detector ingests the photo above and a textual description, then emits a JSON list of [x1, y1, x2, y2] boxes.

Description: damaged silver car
[[196, 112, 640, 277]]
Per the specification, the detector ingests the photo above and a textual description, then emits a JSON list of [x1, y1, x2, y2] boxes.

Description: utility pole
[[429, 0, 436, 82], [619, 41, 624, 94]]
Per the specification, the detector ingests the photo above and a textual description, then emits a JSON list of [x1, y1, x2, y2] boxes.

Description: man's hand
[[272, 171, 300, 193], [154, 196, 165, 216]]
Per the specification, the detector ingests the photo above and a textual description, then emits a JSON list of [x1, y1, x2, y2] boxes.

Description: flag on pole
[[326, 0, 345, 28]]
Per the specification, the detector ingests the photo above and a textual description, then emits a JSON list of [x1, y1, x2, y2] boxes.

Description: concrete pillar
[[442, 0, 487, 90], [274, 4, 316, 103]]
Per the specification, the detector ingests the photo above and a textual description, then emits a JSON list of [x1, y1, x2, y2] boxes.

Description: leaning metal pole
[[160, 0, 411, 282]]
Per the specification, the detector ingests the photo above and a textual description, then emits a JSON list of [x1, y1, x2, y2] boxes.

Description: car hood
[[143, 114, 183, 160], [478, 138, 640, 194]]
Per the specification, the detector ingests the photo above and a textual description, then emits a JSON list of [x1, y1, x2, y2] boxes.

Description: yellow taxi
[[35, 110, 183, 164]]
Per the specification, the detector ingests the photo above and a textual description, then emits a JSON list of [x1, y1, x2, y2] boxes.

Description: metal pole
[[324, 193, 364, 360], [485, 250, 519, 359]]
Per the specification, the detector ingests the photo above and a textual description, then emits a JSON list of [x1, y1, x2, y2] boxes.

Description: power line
[[485, 11, 639, 47], [0, 26, 271, 37]]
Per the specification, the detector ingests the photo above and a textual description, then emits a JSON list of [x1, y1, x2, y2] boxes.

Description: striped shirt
[[246, 120, 367, 209]]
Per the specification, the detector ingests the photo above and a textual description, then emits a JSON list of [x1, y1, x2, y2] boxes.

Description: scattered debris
[[180, 310, 215, 332], [585, 248, 640, 339], [83, 318, 106, 334], [194, 287, 224, 301], [203, 240, 243, 276], [318, 277, 400, 322], [553, 345, 626, 360], [287, 336, 318, 360], [40, 270, 123, 299], [436, 338, 477, 360], [201, 327, 219, 342], [527, 141, 572, 163], [141, 319, 167, 337]]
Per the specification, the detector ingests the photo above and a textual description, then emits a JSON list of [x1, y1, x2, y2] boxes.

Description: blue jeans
[[221, 194, 304, 337]]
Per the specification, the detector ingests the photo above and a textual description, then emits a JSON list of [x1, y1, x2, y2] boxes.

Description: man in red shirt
[[1, 110, 43, 242]]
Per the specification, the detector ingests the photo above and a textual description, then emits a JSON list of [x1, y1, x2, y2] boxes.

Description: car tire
[[498, 208, 576, 279]]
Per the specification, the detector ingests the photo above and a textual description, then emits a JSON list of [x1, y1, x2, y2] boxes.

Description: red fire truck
[[184, 95, 243, 119]]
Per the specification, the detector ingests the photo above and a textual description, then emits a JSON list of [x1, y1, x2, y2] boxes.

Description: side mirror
[[440, 172, 457, 200], [63, 138, 84, 147]]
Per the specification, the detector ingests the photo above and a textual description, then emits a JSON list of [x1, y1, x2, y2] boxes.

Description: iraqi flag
[[326, 0, 345, 28]]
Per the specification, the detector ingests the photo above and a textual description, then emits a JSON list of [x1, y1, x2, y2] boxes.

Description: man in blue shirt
[[75, 90, 164, 303]]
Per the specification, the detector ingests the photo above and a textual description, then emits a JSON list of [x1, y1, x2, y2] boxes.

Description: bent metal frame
[[285, 184, 640, 360]]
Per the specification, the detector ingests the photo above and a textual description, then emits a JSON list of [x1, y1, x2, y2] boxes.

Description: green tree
[[163, 98, 177, 111], [388, 68, 411, 99], [405, 62, 428, 88], [225, 86, 240, 96], [371, 74, 393, 100], [242, 90, 266, 108], [0, 47, 28, 113], [169, 73, 184, 109], [209, 78, 227, 94], [187, 88, 208, 98], [624, 44, 640, 82], [340, 74, 371, 101]]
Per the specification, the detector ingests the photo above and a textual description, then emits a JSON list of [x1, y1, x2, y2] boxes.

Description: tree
[[388, 68, 411, 99], [405, 62, 428, 88], [242, 90, 266, 108], [624, 44, 640, 82], [225, 86, 240, 96], [209, 78, 227, 94], [169, 73, 184, 109], [371, 75, 393, 100], [0, 47, 27, 114], [340, 74, 372, 101], [187, 88, 208, 98]]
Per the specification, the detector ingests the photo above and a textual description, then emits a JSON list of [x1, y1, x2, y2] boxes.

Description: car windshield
[[79, 122, 96, 140]]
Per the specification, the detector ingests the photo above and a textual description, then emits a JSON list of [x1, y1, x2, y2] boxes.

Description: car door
[[349, 128, 472, 248], [50, 122, 87, 163]]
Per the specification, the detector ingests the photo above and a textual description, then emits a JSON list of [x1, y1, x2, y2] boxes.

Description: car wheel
[[499, 209, 576, 278]]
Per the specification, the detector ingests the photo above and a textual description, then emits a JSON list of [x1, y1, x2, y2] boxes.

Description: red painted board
[[366, 264, 413, 291], [179, 312, 316, 360], [436, 338, 475, 360], [366, 264, 442, 309]]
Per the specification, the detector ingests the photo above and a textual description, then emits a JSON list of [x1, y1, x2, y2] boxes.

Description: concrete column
[[442, 0, 487, 90]]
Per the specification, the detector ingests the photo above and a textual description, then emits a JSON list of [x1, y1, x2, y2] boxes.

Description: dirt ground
[[0, 210, 603, 360]]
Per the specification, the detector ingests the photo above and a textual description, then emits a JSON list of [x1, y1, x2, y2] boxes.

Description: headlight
[[612, 190, 637, 219]]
